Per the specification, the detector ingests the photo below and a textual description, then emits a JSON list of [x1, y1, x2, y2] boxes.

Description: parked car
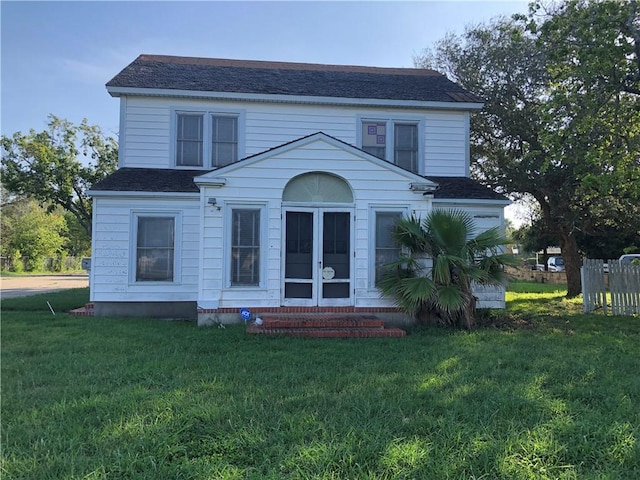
[[547, 256, 565, 272], [619, 254, 640, 266]]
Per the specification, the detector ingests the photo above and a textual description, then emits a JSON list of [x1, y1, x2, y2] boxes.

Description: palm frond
[[425, 209, 475, 252], [390, 276, 436, 314], [435, 285, 466, 313], [469, 226, 508, 253], [392, 215, 430, 255], [378, 208, 512, 328]]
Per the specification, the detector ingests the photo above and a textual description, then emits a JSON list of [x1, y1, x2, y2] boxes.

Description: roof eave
[[433, 198, 511, 206], [106, 86, 484, 110], [88, 190, 200, 198]]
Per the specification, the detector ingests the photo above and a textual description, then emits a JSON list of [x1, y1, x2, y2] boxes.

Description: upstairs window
[[360, 119, 421, 173], [394, 124, 418, 173], [212, 116, 238, 167], [176, 114, 203, 167], [174, 110, 241, 168], [362, 122, 387, 159]]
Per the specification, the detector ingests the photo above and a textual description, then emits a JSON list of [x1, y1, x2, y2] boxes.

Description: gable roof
[[195, 132, 435, 186], [106, 54, 483, 105]]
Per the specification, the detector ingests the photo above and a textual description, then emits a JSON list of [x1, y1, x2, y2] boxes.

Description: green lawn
[[2, 285, 639, 479]]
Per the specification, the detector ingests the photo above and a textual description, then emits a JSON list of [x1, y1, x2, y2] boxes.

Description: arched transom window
[[282, 172, 353, 203]]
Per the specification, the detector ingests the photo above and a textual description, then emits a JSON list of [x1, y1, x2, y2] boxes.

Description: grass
[[2, 284, 639, 479]]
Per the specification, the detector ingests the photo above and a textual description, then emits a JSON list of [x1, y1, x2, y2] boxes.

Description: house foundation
[[197, 306, 413, 327]]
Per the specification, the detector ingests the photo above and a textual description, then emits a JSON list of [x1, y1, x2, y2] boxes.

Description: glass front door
[[283, 209, 352, 306]]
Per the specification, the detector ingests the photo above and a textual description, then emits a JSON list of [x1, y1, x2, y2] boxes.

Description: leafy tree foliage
[[513, 220, 559, 257], [535, 0, 640, 245], [415, 1, 640, 297], [1, 115, 118, 237], [63, 212, 92, 257], [379, 209, 516, 329], [1, 199, 67, 271]]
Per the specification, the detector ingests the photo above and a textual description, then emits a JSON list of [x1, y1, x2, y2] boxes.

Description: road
[[0, 275, 89, 299]]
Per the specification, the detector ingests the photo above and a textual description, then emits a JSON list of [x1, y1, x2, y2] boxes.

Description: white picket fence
[[582, 259, 640, 315]]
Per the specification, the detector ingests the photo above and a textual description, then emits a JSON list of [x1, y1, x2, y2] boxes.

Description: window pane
[[213, 116, 237, 142], [323, 213, 349, 254], [362, 146, 386, 159], [212, 143, 237, 167], [285, 282, 312, 298], [212, 116, 238, 167], [282, 173, 353, 203], [136, 217, 175, 282], [394, 124, 418, 172], [395, 150, 418, 172], [375, 212, 402, 285], [362, 122, 386, 159], [285, 212, 313, 279], [177, 114, 203, 166], [395, 124, 417, 148], [322, 283, 350, 298], [231, 209, 260, 286], [180, 115, 203, 140], [178, 141, 203, 166]]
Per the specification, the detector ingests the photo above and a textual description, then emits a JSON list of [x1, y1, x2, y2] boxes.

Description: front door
[[283, 208, 352, 306]]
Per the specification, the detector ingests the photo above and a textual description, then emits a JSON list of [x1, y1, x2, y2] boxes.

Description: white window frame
[[357, 115, 424, 174], [225, 203, 267, 289], [130, 211, 182, 284], [369, 206, 408, 289], [171, 107, 245, 169]]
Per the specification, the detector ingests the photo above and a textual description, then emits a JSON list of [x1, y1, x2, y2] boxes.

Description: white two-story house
[[88, 55, 509, 324]]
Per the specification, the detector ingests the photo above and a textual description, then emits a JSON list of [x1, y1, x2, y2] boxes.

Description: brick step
[[257, 314, 384, 329], [247, 314, 406, 338], [69, 303, 94, 316], [246, 326, 406, 338]]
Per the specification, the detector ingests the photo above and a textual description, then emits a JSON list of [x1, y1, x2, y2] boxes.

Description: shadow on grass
[[3, 304, 640, 479], [3, 287, 640, 478]]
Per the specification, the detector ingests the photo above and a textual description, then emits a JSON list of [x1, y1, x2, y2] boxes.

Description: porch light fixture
[[207, 197, 221, 211]]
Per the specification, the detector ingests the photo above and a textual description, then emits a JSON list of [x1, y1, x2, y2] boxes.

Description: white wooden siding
[[424, 111, 468, 176], [197, 138, 433, 308], [119, 99, 171, 168], [90, 197, 200, 302], [118, 96, 469, 176], [92, 135, 507, 311]]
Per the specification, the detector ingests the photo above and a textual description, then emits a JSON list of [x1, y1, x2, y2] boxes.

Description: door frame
[[281, 205, 354, 307]]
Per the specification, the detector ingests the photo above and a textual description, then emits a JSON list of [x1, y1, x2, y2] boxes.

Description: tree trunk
[[559, 228, 582, 298]]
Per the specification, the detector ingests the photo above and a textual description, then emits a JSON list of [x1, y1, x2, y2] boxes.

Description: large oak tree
[[416, 0, 640, 297], [1, 115, 118, 237]]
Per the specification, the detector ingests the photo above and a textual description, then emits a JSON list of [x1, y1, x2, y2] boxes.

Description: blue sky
[[2, 1, 531, 225], [1, 1, 529, 138]]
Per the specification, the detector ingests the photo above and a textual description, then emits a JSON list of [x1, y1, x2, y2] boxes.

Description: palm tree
[[379, 209, 517, 328]]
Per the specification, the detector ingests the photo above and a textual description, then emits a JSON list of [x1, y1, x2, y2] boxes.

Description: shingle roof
[[90, 168, 504, 201], [106, 54, 483, 104], [425, 176, 508, 201], [90, 168, 205, 193]]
